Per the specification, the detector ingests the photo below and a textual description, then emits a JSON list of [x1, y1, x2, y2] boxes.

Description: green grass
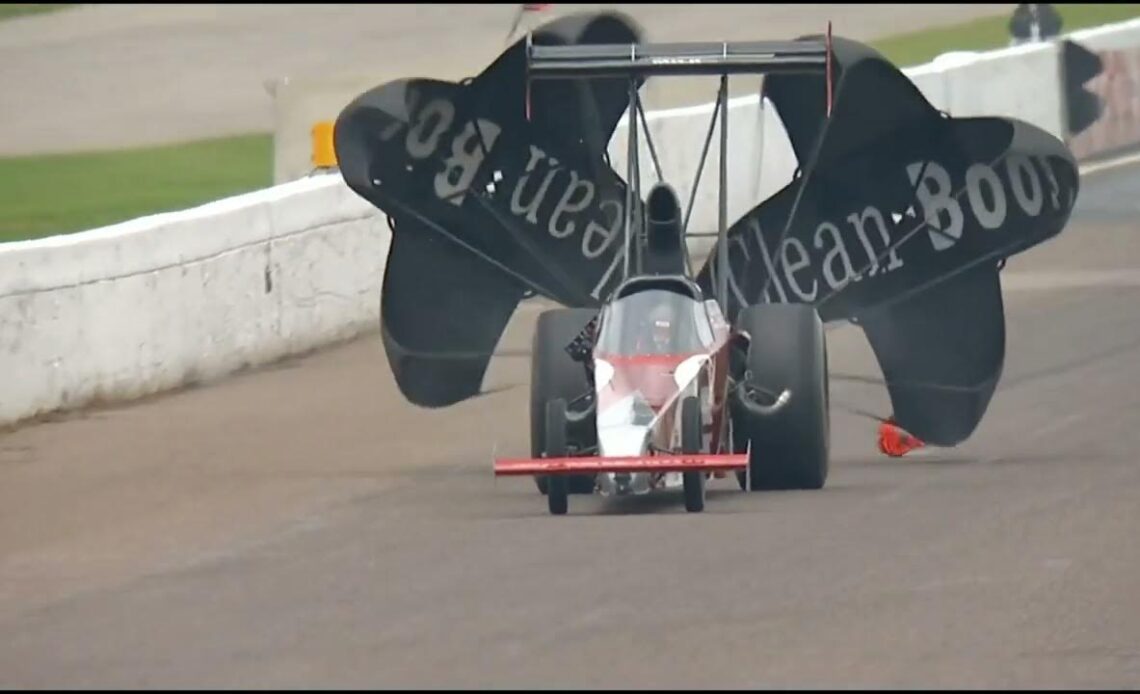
[[2, 4, 1140, 243], [0, 134, 272, 242], [872, 3, 1140, 66], [0, 4, 75, 21]]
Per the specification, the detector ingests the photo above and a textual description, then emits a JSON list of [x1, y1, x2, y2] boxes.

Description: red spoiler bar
[[495, 454, 747, 476]]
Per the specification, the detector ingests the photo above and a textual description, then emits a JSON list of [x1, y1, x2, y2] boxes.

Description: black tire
[[731, 303, 829, 491], [531, 307, 597, 496], [546, 399, 569, 515], [681, 396, 705, 513]]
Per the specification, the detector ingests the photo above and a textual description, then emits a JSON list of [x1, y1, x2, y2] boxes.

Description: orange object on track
[[878, 418, 925, 457]]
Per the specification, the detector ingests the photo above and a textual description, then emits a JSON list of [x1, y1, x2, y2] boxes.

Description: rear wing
[[525, 39, 829, 79]]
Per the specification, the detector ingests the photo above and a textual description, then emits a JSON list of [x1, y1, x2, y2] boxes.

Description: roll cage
[[526, 28, 836, 311]]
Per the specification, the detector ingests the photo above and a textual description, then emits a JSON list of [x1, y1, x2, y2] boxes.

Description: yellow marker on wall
[[311, 121, 337, 169]]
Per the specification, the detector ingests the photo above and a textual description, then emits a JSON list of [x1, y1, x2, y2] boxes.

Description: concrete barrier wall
[[0, 175, 388, 425], [930, 42, 1065, 140], [3, 19, 1139, 427]]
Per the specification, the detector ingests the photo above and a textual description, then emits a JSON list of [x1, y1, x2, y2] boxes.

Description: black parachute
[[692, 35, 1079, 445], [335, 12, 641, 407], [333, 11, 1080, 447]]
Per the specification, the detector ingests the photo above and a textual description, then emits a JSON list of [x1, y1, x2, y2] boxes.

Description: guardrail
[[2, 18, 1138, 427]]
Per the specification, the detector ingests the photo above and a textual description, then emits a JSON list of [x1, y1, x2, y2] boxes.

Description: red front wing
[[494, 454, 747, 476]]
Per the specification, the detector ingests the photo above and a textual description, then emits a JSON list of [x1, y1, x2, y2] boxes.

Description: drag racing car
[[331, 10, 1083, 515], [494, 266, 828, 514]]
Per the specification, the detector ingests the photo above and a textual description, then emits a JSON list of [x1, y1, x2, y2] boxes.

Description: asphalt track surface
[[0, 3, 1014, 155], [5, 2, 1140, 689], [2, 153, 1140, 686]]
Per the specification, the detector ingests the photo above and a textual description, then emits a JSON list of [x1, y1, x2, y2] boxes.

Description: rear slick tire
[[530, 308, 597, 497], [732, 303, 829, 492]]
